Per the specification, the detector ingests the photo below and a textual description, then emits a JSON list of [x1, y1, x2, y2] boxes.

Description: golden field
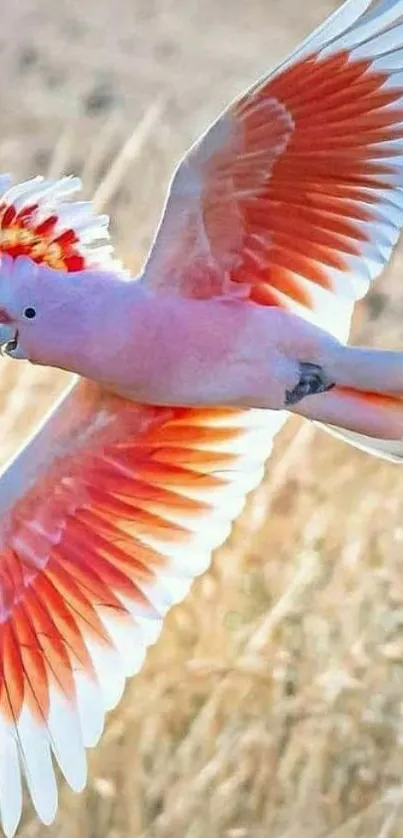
[[2, 0, 403, 835]]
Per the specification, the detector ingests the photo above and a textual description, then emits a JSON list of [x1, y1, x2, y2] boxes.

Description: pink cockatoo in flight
[[2, 0, 403, 832]]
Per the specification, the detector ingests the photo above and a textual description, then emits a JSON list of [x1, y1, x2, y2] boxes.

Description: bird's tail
[[293, 387, 403, 462], [321, 421, 403, 463]]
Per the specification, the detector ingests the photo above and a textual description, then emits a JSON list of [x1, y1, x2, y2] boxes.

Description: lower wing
[[0, 377, 285, 837]]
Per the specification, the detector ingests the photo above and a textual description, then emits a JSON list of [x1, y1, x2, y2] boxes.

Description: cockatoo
[[1, 0, 403, 833]]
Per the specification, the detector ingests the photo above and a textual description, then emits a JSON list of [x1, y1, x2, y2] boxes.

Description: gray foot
[[284, 362, 335, 407]]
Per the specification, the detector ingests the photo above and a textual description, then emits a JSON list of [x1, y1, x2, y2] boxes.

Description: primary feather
[[0, 380, 283, 836], [144, 0, 403, 341]]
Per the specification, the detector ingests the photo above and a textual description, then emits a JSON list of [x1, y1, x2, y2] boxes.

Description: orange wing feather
[[144, 12, 403, 340], [0, 379, 283, 834]]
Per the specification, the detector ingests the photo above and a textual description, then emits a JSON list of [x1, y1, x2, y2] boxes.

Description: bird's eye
[[23, 306, 37, 320]]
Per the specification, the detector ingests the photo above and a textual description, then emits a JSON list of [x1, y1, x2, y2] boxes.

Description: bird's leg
[[284, 362, 335, 407]]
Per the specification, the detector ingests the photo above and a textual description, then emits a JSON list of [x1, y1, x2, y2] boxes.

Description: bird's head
[[0, 174, 125, 364]]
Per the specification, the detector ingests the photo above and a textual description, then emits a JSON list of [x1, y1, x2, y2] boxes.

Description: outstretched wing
[[0, 378, 283, 836], [144, 0, 403, 339]]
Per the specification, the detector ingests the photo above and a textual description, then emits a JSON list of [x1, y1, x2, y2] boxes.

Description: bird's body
[[5, 255, 403, 436], [0, 265, 336, 409], [2, 0, 403, 833]]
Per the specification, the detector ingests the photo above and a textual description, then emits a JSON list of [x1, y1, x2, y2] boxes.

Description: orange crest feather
[[0, 175, 123, 274]]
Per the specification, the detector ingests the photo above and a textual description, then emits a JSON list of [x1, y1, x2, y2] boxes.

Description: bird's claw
[[284, 362, 335, 407]]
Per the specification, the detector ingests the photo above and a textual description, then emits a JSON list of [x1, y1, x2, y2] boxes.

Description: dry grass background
[[2, 0, 403, 836]]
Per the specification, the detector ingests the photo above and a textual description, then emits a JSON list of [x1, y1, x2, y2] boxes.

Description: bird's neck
[[31, 276, 153, 385]]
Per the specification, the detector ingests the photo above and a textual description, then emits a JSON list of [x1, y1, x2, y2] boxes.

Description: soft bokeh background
[[2, 0, 403, 836]]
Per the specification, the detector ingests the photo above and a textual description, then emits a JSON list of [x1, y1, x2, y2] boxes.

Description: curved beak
[[0, 323, 16, 348], [0, 308, 15, 351]]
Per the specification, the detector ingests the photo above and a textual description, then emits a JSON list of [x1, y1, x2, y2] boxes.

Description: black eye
[[23, 306, 37, 320]]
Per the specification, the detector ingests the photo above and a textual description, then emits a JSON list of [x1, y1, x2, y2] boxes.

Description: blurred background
[[2, 0, 403, 836]]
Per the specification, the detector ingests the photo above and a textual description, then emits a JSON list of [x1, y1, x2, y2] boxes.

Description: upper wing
[[0, 378, 284, 837], [143, 0, 403, 339]]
